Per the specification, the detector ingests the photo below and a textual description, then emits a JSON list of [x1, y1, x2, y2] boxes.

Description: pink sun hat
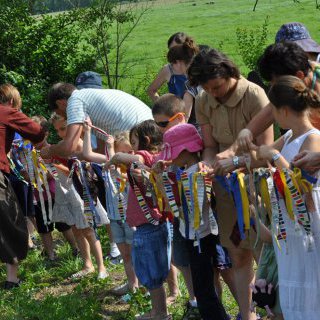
[[160, 124, 203, 161]]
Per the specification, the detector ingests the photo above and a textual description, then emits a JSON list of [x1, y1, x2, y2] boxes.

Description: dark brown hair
[[48, 83, 76, 111], [167, 39, 199, 65], [187, 48, 240, 86], [167, 32, 195, 48], [152, 93, 186, 117], [129, 120, 163, 153], [258, 42, 309, 82], [269, 75, 320, 112]]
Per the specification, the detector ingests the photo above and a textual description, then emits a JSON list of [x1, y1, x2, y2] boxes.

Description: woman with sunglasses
[[188, 48, 273, 320]]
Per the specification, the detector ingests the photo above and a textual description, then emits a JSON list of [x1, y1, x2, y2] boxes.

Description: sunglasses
[[155, 112, 185, 128]]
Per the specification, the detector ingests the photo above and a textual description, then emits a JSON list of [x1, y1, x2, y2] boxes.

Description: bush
[[0, 2, 97, 118], [235, 16, 270, 72]]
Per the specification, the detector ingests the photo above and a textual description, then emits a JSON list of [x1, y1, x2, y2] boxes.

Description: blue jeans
[[132, 222, 171, 290]]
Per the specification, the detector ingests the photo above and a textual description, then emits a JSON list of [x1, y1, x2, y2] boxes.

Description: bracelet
[[232, 156, 239, 168]]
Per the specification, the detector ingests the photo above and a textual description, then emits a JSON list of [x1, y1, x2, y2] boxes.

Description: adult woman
[[188, 49, 273, 320], [0, 84, 45, 289], [147, 32, 199, 123]]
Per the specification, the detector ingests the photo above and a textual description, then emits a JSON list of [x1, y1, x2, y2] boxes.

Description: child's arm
[[82, 118, 107, 164], [250, 205, 272, 243], [147, 65, 170, 102], [108, 152, 145, 167], [53, 162, 70, 176]]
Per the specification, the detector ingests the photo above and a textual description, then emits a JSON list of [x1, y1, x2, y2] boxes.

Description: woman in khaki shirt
[[188, 48, 273, 320]]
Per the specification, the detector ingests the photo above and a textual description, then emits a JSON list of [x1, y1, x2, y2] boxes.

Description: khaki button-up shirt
[[195, 76, 269, 152]]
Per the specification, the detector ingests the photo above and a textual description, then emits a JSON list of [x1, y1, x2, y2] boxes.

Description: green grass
[[106, 0, 320, 99], [1, 0, 318, 317], [0, 228, 240, 320]]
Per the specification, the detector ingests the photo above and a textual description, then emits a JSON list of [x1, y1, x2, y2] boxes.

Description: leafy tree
[[81, 0, 152, 89], [0, 1, 96, 116]]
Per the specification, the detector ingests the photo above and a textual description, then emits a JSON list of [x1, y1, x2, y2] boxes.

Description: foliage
[[0, 2, 97, 117], [80, 0, 152, 89], [235, 16, 270, 72]]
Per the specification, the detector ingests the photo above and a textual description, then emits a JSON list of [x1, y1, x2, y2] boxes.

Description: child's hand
[[106, 135, 115, 147], [83, 116, 92, 132], [152, 160, 171, 174], [199, 161, 214, 178], [256, 145, 277, 162]]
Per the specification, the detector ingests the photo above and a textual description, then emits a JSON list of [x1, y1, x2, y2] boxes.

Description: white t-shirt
[[66, 89, 153, 138]]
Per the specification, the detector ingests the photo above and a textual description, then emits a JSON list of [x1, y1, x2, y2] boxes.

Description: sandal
[[70, 269, 94, 279]]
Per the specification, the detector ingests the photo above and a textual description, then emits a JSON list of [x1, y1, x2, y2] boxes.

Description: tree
[[82, 0, 152, 89], [0, 1, 96, 116]]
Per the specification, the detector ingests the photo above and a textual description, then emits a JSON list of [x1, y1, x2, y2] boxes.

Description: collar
[[206, 76, 249, 109]]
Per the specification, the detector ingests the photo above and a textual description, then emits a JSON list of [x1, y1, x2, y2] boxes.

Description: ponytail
[[167, 41, 199, 64], [268, 75, 320, 112]]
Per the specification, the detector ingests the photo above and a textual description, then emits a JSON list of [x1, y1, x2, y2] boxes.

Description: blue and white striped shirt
[[67, 89, 152, 138]]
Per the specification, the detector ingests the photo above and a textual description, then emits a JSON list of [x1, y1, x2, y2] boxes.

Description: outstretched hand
[[292, 150, 320, 173], [152, 160, 172, 174], [83, 116, 92, 132], [237, 128, 257, 152]]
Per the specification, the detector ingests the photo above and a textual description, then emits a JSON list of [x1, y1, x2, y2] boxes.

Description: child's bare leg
[[62, 228, 78, 251], [117, 243, 138, 290], [40, 232, 55, 260], [83, 227, 106, 274], [150, 285, 168, 317], [72, 226, 94, 272]]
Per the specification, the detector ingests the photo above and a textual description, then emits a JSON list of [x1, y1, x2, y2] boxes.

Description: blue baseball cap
[[75, 71, 103, 89], [275, 22, 320, 54]]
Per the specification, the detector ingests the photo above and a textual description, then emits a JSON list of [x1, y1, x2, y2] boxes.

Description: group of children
[[3, 25, 320, 320]]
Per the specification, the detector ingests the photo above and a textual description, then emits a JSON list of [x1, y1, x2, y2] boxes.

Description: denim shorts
[[110, 219, 134, 245], [132, 222, 171, 290], [172, 218, 190, 267]]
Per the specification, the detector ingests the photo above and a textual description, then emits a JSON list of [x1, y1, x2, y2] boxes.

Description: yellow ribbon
[[237, 172, 250, 231], [259, 175, 272, 222], [291, 167, 313, 194], [192, 172, 201, 230], [149, 172, 164, 212], [279, 169, 294, 220]]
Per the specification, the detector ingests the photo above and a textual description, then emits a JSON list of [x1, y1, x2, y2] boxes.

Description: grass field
[[0, 229, 240, 320], [112, 0, 320, 98], [0, 0, 319, 318]]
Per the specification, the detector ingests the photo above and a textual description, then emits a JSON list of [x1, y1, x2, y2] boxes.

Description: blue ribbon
[[229, 173, 246, 240]]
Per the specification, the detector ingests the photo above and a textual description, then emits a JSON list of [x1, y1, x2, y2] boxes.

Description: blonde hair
[[0, 84, 22, 109], [114, 131, 131, 151], [31, 115, 50, 133]]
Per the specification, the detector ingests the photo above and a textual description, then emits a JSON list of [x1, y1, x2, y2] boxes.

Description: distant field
[[110, 0, 319, 95]]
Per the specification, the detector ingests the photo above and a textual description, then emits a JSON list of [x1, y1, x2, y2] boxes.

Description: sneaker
[[110, 255, 123, 265], [111, 282, 129, 296], [110, 243, 121, 258], [4, 280, 22, 290]]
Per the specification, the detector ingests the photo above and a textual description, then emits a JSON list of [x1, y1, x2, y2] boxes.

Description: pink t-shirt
[[126, 150, 162, 227]]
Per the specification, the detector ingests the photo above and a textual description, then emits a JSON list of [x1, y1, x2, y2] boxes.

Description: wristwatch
[[232, 156, 239, 168]]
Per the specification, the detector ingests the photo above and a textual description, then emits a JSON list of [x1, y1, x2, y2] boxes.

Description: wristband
[[232, 156, 239, 168], [271, 152, 281, 165]]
